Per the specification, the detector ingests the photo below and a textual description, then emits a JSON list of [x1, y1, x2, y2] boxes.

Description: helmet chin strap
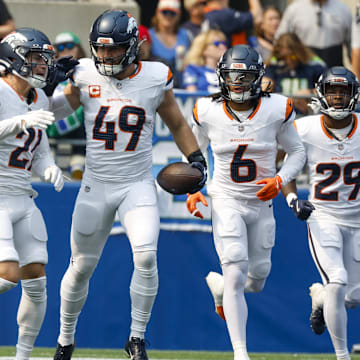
[[322, 107, 352, 121], [229, 89, 252, 103]]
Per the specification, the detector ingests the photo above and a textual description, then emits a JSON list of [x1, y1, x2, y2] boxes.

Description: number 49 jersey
[[192, 93, 297, 200], [295, 114, 360, 228], [73, 59, 173, 183]]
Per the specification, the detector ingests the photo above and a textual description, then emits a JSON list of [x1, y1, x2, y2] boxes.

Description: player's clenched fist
[[19, 109, 55, 134], [186, 191, 208, 219]]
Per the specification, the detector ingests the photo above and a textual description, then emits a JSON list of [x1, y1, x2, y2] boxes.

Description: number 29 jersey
[[295, 114, 360, 228], [73, 59, 173, 183]]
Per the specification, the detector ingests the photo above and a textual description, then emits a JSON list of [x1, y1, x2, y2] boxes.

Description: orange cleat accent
[[216, 305, 226, 321]]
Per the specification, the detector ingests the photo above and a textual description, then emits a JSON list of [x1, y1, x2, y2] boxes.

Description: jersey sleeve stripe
[[166, 68, 173, 86], [284, 98, 294, 123], [192, 101, 200, 125]]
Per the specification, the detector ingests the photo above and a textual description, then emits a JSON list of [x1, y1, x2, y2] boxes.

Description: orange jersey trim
[[222, 101, 234, 120], [248, 98, 261, 120], [129, 62, 142, 79], [284, 98, 294, 122], [348, 114, 358, 139], [320, 115, 333, 139], [192, 101, 200, 125]]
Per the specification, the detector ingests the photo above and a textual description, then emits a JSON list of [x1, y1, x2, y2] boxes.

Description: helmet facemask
[[219, 68, 263, 103], [316, 81, 359, 121], [17, 49, 55, 88]]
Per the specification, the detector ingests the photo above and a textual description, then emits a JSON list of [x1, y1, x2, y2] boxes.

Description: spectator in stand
[[275, 0, 351, 68], [262, 33, 327, 115], [138, 25, 152, 61], [0, 0, 15, 41], [183, 29, 227, 93], [202, 0, 263, 47], [47, 32, 86, 179], [249, 5, 281, 63], [149, 0, 190, 88], [351, 6, 360, 81], [181, 0, 207, 43]]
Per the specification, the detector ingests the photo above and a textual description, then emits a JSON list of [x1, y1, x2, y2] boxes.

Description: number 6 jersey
[[73, 59, 173, 183], [295, 114, 360, 228]]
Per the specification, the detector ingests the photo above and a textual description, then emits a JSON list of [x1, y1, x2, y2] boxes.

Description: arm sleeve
[[49, 91, 75, 121], [0, 116, 23, 140], [276, 121, 306, 186], [31, 132, 55, 178]]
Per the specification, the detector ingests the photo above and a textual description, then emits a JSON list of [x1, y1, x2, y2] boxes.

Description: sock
[[16, 276, 47, 360], [130, 251, 158, 339]]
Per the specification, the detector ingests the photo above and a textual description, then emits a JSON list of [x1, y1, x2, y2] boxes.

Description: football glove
[[186, 191, 208, 219], [44, 165, 64, 192], [256, 175, 282, 201], [19, 110, 55, 135], [287, 194, 315, 221], [51, 55, 79, 84], [187, 149, 207, 193]]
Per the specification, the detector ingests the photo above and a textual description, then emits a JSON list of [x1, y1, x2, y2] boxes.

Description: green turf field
[[1, 347, 360, 360]]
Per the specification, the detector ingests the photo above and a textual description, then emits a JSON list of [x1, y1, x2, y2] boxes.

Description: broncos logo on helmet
[[315, 66, 360, 121], [216, 45, 265, 103], [0, 27, 55, 88], [89, 10, 139, 76]]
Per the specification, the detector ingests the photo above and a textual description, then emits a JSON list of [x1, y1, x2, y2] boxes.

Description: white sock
[[16, 276, 47, 360], [57, 265, 89, 346], [222, 262, 249, 360], [130, 251, 158, 339], [324, 283, 350, 360]]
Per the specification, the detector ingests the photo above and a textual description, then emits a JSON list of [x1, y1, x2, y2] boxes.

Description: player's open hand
[[186, 191, 208, 219], [256, 175, 282, 201]]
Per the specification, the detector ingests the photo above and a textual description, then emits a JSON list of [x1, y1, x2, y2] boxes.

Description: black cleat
[[310, 308, 326, 335], [124, 337, 149, 360], [53, 343, 75, 360]]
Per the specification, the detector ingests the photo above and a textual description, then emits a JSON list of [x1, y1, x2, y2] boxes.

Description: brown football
[[156, 162, 203, 195]]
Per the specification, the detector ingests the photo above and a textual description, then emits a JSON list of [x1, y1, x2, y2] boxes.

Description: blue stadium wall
[[0, 183, 359, 353]]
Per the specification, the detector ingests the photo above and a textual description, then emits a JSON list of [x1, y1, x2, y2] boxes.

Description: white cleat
[[309, 283, 326, 335], [205, 271, 226, 321]]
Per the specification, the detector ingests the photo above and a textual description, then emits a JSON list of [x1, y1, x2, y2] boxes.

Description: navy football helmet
[[90, 10, 139, 76], [0, 28, 55, 88], [216, 45, 265, 103], [315, 66, 360, 120]]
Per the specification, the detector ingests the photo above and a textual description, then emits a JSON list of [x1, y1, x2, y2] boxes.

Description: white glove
[[44, 165, 64, 192], [20, 110, 55, 135]]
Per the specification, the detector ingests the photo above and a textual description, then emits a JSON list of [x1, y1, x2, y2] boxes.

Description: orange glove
[[256, 175, 282, 201], [186, 191, 208, 219]]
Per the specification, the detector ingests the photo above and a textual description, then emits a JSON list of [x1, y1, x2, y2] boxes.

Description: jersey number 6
[[231, 144, 256, 182]]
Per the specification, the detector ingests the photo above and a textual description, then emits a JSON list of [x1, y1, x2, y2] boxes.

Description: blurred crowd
[[1, 0, 359, 180]]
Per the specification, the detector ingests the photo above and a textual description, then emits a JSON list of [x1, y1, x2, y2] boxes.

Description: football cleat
[[124, 337, 148, 360], [205, 271, 226, 321], [309, 283, 326, 335], [53, 343, 75, 360], [310, 308, 326, 335]]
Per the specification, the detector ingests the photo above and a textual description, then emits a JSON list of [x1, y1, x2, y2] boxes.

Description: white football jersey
[[192, 94, 296, 200], [0, 78, 50, 195], [295, 114, 360, 228], [73, 59, 173, 182]]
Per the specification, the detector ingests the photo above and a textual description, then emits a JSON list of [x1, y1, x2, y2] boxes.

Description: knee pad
[[245, 276, 266, 293], [222, 242, 247, 264], [21, 276, 47, 302], [249, 259, 272, 280], [70, 255, 99, 282], [345, 283, 360, 309], [0, 277, 17, 294], [73, 203, 99, 236], [327, 267, 347, 285], [133, 251, 157, 271]]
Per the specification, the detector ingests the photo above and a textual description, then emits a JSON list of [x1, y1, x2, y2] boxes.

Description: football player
[[186, 45, 306, 360], [282, 66, 360, 360], [0, 28, 66, 360], [51, 10, 207, 360]]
